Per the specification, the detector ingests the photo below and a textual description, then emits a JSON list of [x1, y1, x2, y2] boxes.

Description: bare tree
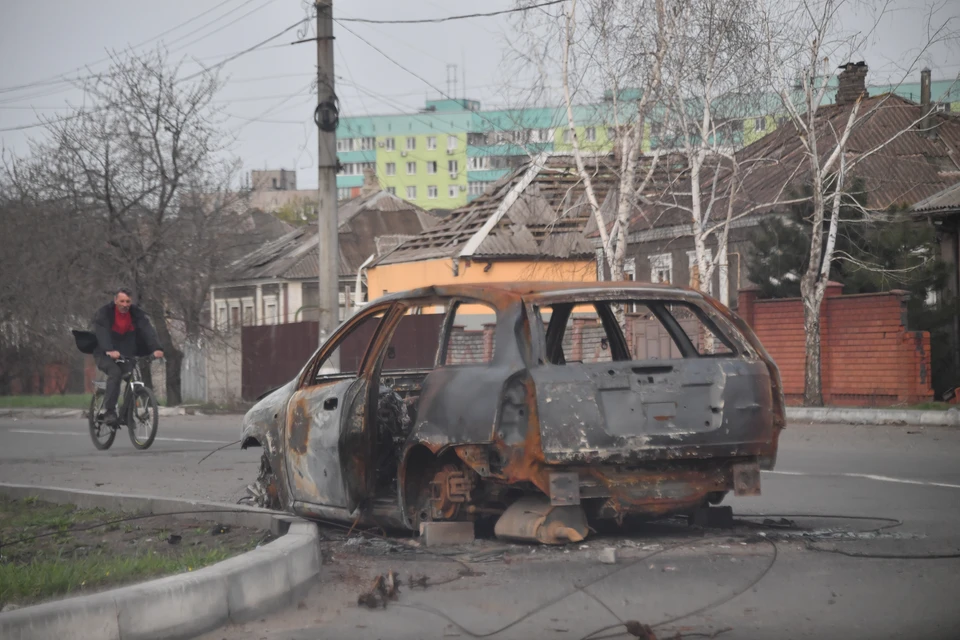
[[655, 0, 786, 307], [513, 0, 674, 289], [4, 49, 244, 404], [0, 192, 110, 393], [759, 0, 958, 405]]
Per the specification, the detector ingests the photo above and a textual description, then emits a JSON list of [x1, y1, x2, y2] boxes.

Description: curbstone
[[0, 593, 121, 640], [786, 406, 960, 427], [0, 484, 321, 640]]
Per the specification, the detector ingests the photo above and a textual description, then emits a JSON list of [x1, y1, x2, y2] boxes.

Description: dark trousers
[[95, 355, 132, 414]]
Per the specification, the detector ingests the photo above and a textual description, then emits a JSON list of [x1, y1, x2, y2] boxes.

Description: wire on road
[[197, 439, 242, 464]]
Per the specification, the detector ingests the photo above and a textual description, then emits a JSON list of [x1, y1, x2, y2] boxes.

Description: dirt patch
[[0, 496, 271, 608]]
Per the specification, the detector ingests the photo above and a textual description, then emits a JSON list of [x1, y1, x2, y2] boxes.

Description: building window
[[385, 162, 396, 176], [242, 301, 254, 326], [427, 161, 437, 174], [585, 127, 596, 141], [406, 136, 416, 150], [386, 186, 396, 195], [563, 129, 573, 144], [468, 181, 486, 196], [754, 117, 766, 131], [216, 302, 227, 330], [468, 156, 489, 170], [428, 185, 438, 199], [336, 138, 353, 152], [337, 187, 351, 200], [467, 132, 485, 146], [686, 250, 714, 295], [427, 136, 437, 150], [448, 185, 458, 198], [406, 161, 417, 175], [359, 137, 375, 150], [263, 295, 278, 325], [649, 253, 673, 284], [530, 129, 543, 143], [448, 160, 459, 177], [384, 137, 395, 151], [607, 127, 617, 141], [338, 162, 375, 176], [406, 185, 417, 199], [447, 135, 458, 150]]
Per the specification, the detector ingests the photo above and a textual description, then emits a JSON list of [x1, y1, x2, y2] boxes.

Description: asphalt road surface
[[0, 414, 256, 503], [2, 415, 960, 639]]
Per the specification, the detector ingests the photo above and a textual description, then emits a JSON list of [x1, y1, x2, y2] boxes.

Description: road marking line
[[765, 469, 960, 490], [5, 429, 232, 445]]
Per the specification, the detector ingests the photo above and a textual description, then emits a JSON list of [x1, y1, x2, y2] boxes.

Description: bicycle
[[88, 356, 160, 451]]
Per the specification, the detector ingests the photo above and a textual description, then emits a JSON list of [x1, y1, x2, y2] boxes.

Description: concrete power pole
[[315, 0, 340, 352]]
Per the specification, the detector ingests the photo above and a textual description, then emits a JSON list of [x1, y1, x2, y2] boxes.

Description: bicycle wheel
[[128, 386, 159, 450], [88, 390, 116, 450]]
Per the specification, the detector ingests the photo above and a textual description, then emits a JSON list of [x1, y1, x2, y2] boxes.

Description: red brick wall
[[738, 285, 934, 406]]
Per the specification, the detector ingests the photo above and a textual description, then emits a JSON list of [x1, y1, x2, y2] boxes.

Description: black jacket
[[91, 303, 162, 358]]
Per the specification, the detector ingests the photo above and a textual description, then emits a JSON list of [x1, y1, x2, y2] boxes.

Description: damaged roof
[[912, 180, 960, 214], [374, 154, 681, 266], [622, 93, 960, 234], [225, 190, 436, 282]]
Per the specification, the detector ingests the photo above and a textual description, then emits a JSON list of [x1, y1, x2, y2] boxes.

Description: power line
[[338, 0, 566, 25], [0, 111, 89, 133], [181, 17, 312, 82], [334, 19, 548, 143], [166, 0, 278, 54], [0, 19, 311, 134], [0, 0, 237, 95]]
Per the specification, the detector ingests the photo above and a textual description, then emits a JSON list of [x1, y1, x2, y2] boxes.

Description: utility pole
[[315, 0, 340, 354]]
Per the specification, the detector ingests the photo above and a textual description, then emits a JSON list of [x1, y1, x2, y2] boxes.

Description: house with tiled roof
[[209, 190, 437, 329], [365, 154, 631, 301], [623, 65, 960, 308]]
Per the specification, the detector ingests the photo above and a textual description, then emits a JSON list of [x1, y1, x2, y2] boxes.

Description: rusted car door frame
[[284, 302, 397, 514]]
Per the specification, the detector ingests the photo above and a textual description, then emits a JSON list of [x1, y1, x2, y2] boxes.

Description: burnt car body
[[240, 282, 785, 542]]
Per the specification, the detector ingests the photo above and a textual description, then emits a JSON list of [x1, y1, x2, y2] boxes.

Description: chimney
[[360, 166, 380, 197], [920, 67, 933, 135], [836, 61, 869, 106]]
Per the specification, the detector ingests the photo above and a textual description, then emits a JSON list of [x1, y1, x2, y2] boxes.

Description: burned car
[[240, 282, 784, 543]]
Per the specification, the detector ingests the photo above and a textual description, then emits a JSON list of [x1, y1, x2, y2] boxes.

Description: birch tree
[[514, 0, 675, 285], [656, 0, 789, 307], [760, 0, 958, 405]]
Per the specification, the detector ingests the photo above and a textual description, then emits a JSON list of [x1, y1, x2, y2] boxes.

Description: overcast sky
[[1, 0, 957, 190]]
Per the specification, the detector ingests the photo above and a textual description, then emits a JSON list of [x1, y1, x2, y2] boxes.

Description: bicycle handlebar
[[115, 355, 161, 365]]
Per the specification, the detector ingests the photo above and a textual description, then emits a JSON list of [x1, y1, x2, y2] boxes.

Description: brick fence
[[738, 283, 933, 406]]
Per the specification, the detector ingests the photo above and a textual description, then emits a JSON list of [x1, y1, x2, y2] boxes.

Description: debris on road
[[357, 570, 400, 609]]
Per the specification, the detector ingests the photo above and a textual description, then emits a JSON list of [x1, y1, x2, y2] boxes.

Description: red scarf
[[112, 307, 134, 335]]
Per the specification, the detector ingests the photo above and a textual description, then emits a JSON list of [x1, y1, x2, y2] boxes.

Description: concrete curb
[[0, 484, 321, 640], [786, 406, 960, 426], [0, 407, 202, 419]]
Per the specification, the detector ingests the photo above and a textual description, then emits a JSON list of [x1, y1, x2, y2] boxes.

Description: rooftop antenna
[[447, 64, 458, 100]]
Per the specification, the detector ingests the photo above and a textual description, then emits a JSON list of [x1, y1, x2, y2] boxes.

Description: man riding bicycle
[[92, 288, 164, 426]]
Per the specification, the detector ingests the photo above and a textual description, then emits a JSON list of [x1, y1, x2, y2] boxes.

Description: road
[[2, 416, 960, 639], [0, 414, 256, 503]]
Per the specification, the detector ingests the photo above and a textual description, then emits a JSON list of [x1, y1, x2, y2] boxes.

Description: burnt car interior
[[320, 300, 497, 498]]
